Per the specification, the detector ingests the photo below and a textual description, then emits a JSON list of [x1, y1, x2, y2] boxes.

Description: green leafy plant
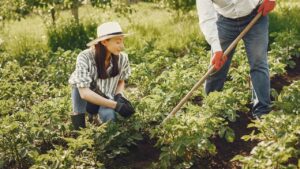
[[46, 19, 95, 51], [0, 113, 37, 168], [269, 30, 300, 69], [233, 80, 300, 168]]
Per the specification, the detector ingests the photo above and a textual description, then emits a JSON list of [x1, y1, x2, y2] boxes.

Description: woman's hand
[[114, 94, 135, 118]]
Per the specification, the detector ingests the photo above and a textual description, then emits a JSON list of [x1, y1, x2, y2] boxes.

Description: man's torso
[[212, 0, 261, 18]]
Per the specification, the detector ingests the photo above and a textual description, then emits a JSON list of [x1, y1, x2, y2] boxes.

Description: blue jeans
[[205, 10, 271, 117], [71, 87, 117, 122]]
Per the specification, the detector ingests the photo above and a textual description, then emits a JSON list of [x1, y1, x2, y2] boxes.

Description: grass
[[0, 2, 206, 62], [123, 3, 204, 52], [0, 1, 298, 58], [0, 14, 48, 55]]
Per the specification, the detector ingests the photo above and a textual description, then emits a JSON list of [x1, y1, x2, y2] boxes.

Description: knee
[[99, 109, 116, 122], [247, 46, 268, 71], [102, 113, 116, 122], [250, 59, 269, 72]]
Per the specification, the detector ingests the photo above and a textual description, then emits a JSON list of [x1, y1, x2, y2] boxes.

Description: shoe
[[71, 113, 86, 130]]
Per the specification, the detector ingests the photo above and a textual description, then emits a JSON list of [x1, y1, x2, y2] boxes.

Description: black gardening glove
[[114, 93, 123, 102], [114, 94, 135, 118]]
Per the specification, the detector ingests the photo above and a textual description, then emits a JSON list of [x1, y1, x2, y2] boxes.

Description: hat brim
[[86, 33, 131, 47]]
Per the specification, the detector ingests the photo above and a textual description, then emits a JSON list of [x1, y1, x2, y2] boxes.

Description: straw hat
[[87, 21, 129, 47]]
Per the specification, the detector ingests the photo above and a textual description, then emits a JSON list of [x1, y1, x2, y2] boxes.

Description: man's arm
[[196, 0, 221, 53]]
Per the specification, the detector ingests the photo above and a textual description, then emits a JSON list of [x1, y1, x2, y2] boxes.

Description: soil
[[191, 110, 258, 169], [194, 56, 300, 169], [6, 58, 299, 169], [111, 56, 300, 169], [271, 56, 300, 92], [108, 136, 160, 169]]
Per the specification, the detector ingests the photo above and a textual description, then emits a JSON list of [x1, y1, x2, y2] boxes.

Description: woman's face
[[102, 36, 125, 55]]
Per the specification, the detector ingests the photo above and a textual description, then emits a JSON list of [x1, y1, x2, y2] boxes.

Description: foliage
[[0, 113, 37, 168], [269, 5, 300, 38], [1, 33, 48, 62], [47, 19, 96, 51], [0, 2, 300, 168], [31, 145, 104, 169], [233, 81, 300, 169], [0, 0, 35, 21], [269, 30, 300, 69], [156, 0, 195, 12]]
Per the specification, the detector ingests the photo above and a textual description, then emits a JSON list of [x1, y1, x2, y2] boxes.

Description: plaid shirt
[[68, 48, 131, 99]]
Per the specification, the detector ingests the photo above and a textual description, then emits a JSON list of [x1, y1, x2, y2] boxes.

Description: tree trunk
[[0, 16, 5, 29], [50, 7, 56, 26], [71, 1, 80, 23]]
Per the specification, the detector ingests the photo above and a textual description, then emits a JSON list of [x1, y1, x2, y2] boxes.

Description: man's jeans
[[205, 10, 271, 117], [71, 87, 116, 122]]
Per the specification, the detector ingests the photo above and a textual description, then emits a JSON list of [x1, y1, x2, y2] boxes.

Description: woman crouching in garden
[[68, 21, 135, 130]]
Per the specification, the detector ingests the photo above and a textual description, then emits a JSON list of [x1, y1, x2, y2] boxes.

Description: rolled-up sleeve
[[119, 54, 131, 80], [68, 53, 92, 88]]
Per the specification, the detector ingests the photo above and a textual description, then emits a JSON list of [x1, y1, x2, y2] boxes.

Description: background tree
[[0, 0, 37, 22], [156, 0, 196, 18]]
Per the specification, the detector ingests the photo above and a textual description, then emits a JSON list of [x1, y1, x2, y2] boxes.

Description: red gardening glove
[[212, 51, 227, 71], [258, 0, 276, 16]]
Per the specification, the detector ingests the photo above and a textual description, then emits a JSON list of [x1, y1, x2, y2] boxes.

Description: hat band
[[99, 32, 123, 39]]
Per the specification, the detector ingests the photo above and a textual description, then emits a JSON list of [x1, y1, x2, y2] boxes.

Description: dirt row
[[111, 56, 300, 169]]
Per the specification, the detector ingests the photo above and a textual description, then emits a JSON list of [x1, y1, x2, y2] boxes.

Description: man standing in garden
[[196, 0, 276, 119]]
